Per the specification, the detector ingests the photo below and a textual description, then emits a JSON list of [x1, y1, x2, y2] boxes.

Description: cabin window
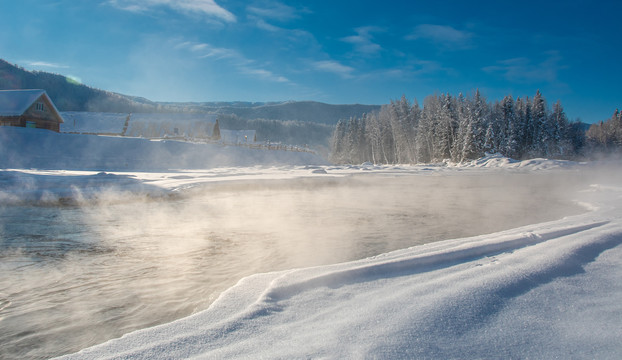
[[35, 102, 46, 111]]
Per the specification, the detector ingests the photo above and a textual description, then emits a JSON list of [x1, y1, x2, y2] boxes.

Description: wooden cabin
[[0, 89, 64, 132]]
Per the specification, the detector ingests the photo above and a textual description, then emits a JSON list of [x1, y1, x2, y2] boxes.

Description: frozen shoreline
[[52, 171, 622, 359]]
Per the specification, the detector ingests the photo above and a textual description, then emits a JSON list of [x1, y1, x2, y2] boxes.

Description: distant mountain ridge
[[0, 59, 159, 113], [0, 59, 380, 124], [167, 100, 380, 125]]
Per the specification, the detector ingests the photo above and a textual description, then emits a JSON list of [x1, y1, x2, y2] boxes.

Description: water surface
[[0, 171, 585, 359]]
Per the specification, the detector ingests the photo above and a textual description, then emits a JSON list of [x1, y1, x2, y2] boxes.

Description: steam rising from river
[[0, 171, 588, 359]]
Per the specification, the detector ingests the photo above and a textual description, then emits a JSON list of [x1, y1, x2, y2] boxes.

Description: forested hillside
[[217, 114, 334, 150], [331, 91, 589, 164], [0, 59, 376, 151], [0, 59, 159, 113], [180, 101, 380, 125]]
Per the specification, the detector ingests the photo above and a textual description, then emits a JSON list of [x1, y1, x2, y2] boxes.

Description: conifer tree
[[500, 95, 519, 158], [531, 90, 548, 156]]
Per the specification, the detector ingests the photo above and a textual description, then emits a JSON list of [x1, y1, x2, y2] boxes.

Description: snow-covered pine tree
[[378, 106, 396, 164], [460, 114, 478, 161], [531, 90, 548, 157], [549, 100, 570, 156], [330, 119, 348, 163], [364, 112, 382, 164], [436, 93, 457, 161], [453, 93, 467, 161], [500, 95, 519, 158], [483, 122, 496, 154], [388, 95, 419, 163], [419, 94, 443, 162], [345, 117, 360, 163], [612, 109, 622, 146], [415, 108, 433, 164], [514, 97, 527, 158], [471, 89, 488, 158], [388, 99, 405, 163], [409, 99, 422, 163]]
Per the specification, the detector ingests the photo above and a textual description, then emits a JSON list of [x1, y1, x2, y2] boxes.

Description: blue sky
[[0, 0, 620, 123]]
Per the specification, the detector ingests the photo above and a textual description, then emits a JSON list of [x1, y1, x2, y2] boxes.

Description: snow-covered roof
[[0, 89, 64, 122]]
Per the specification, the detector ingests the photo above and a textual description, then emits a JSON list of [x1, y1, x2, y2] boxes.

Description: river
[[0, 171, 585, 359]]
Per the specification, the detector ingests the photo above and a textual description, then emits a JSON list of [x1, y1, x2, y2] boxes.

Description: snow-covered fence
[[60, 112, 219, 139]]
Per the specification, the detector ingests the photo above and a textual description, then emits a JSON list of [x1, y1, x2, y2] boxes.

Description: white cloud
[[175, 41, 238, 59], [24, 61, 69, 69], [341, 26, 384, 55], [175, 40, 289, 83], [240, 67, 289, 83], [406, 24, 473, 49], [482, 51, 566, 84], [106, 0, 236, 22], [359, 59, 451, 82], [255, 18, 281, 32], [312, 60, 355, 78], [246, 0, 314, 40], [246, 1, 305, 22]]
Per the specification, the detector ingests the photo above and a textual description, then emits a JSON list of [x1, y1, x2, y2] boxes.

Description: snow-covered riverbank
[[37, 161, 620, 360]]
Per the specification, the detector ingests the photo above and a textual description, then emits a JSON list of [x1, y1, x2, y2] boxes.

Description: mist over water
[[0, 171, 586, 359]]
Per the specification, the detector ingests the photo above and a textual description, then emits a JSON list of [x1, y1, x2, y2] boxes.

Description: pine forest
[[330, 90, 605, 164]]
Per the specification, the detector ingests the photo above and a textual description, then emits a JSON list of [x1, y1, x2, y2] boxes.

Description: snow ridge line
[[256, 221, 610, 305]]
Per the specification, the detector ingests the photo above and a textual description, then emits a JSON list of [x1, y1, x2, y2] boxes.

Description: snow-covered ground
[[2, 127, 622, 359]]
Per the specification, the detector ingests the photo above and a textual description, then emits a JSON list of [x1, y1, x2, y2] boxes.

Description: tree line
[[218, 114, 334, 149], [585, 109, 622, 153], [330, 90, 592, 164]]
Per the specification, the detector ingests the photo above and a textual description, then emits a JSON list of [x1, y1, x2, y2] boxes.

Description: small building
[[0, 89, 64, 132]]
